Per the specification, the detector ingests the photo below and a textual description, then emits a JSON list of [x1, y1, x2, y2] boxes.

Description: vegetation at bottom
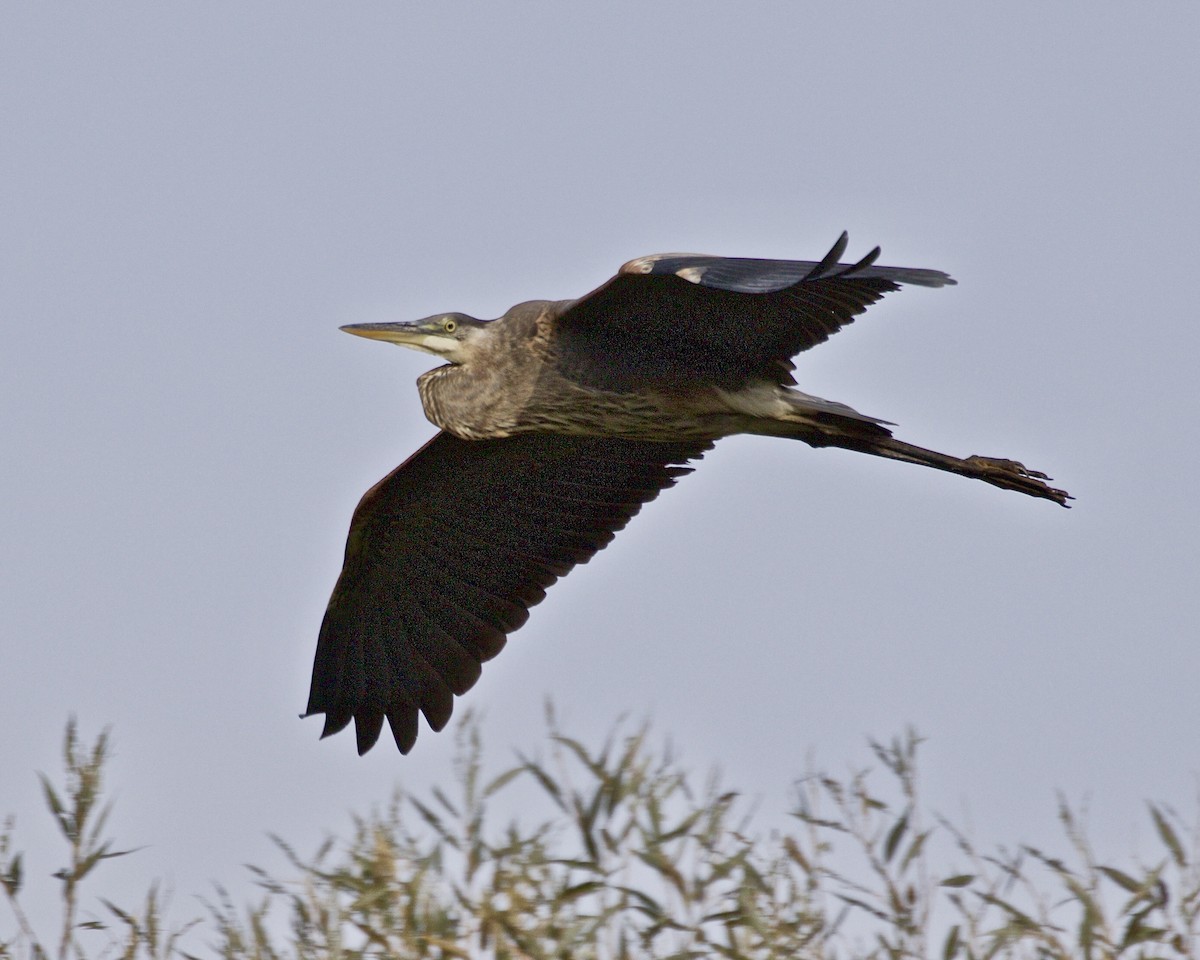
[[2, 715, 1198, 959]]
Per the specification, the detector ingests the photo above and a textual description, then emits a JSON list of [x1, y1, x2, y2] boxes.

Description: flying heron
[[306, 233, 1069, 755]]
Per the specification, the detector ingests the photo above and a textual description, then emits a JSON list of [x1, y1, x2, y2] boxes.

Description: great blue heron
[[306, 233, 1069, 755]]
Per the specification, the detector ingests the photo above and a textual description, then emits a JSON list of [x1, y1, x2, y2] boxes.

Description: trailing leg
[[812, 428, 1071, 506]]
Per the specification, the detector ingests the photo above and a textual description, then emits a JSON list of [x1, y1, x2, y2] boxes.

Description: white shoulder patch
[[618, 253, 710, 276]]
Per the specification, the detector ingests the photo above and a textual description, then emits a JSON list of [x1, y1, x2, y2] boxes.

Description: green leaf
[[835, 893, 890, 923], [431, 786, 459, 817], [658, 808, 703, 844], [782, 835, 810, 872], [940, 874, 975, 888], [418, 937, 471, 958], [701, 908, 744, 923], [901, 828, 930, 872], [38, 774, 65, 824], [482, 764, 524, 799], [884, 811, 909, 863], [634, 848, 688, 899], [554, 880, 605, 904], [518, 759, 565, 811], [979, 892, 1038, 930], [942, 923, 961, 959], [551, 734, 606, 781], [101, 898, 133, 924], [1149, 803, 1187, 868], [613, 884, 665, 920], [2, 852, 22, 896], [1121, 911, 1168, 949], [408, 796, 454, 845], [1097, 864, 1143, 894]]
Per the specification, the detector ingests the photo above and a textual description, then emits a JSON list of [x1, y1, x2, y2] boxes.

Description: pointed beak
[[339, 322, 421, 344], [340, 319, 462, 357]]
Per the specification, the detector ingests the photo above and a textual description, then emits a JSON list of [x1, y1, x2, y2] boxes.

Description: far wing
[[554, 232, 955, 392], [306, 431, 711, 755]]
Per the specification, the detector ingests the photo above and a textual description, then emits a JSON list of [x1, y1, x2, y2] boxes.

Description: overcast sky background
[[3, 1, 1198, 943]]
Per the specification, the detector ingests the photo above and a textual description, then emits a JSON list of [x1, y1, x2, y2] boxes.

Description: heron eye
[[443, 318, 457, 333]]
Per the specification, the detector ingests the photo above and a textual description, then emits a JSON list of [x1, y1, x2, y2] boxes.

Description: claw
[[965, 456, 1071, 507]]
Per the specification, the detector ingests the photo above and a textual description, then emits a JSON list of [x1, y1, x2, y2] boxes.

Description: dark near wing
[[306, 431, 711, 755], [554, 232, 955, 392]]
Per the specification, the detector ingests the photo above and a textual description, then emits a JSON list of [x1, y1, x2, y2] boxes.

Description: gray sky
[[3, 0, 1198, 939]]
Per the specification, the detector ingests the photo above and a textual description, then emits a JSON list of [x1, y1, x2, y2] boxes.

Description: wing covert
[[306, 431, 711, 754]]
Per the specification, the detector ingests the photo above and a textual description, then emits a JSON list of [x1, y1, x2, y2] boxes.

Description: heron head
[[340, 313, 487, 362]]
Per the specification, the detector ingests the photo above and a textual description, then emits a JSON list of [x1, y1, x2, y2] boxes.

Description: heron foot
[[964, 455, 1072, 507]]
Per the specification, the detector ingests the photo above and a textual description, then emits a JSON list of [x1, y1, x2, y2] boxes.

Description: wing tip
[[818, 232, 957, 288], [303, 701, 421, 755], [803, 231, 851, 281]]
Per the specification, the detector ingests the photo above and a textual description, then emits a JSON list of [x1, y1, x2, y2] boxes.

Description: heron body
[[414, 300, 887, 444], [307, 234, 1069, 756]]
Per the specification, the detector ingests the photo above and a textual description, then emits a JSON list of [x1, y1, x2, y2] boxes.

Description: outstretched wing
[[306, 431, 712, 755], [554, 232, 955, 392]]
